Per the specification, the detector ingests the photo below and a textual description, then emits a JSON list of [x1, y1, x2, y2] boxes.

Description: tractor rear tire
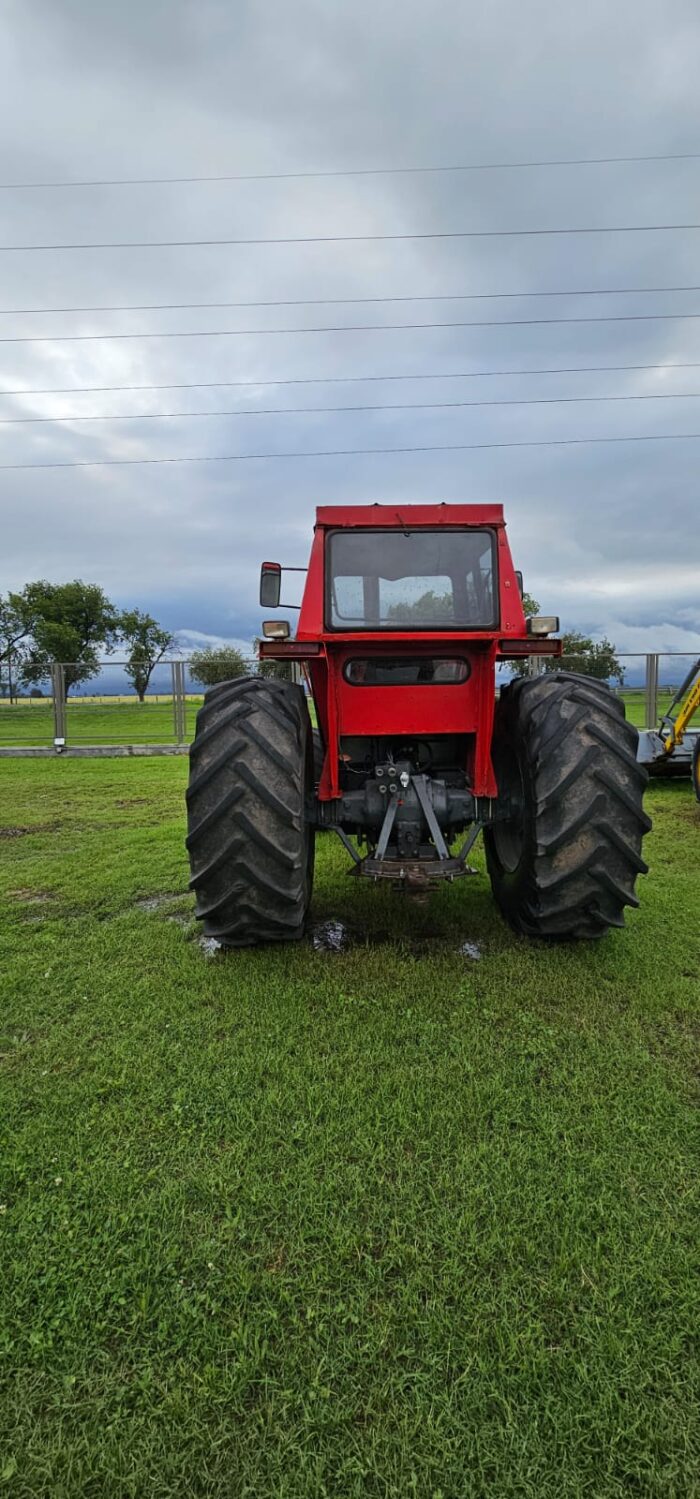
[[186, 677, 315, 946], [484, 672, 651, 940]]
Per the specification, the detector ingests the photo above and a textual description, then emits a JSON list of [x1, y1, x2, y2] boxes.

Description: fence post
[[51, 663, 66, 749], [527, 655, 545, 677], [172, 661, 186, 744], [645, 654, 659, 729]]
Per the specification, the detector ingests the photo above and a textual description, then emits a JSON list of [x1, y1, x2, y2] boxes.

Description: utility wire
[[2, 282, 700, 315], [2, 149, 700, 188], [3, 432, 700, 470], [2, 310, 700, 343], [4, 222, 700, 251], [5, 392, 700, 425], [3, 360, 700, 398]]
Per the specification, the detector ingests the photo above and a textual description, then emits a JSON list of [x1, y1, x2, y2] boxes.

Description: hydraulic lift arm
[[660, 657, 700, 753]]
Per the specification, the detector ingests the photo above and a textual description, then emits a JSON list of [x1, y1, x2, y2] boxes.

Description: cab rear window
[[327, 528, 496, 630], [343, 658, 470, 686]]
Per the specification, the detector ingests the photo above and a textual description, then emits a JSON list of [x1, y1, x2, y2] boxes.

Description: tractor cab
[[260, 504, 554, 805]]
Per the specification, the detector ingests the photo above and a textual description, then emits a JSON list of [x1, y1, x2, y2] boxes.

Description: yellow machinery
[[657, 657, 700, 801]]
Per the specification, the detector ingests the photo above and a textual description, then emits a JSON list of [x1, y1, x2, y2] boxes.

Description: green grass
[[618, 688, 673, 727], [0, 687, 692, 749], [0, 697, 204, 748], [1, 761, 698, 1497]]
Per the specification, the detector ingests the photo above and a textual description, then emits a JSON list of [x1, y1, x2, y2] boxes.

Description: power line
[[2, 310, 700, 344], [5, 391, 700, 425], [2, 149, 699, 189], [3, 431, 700, 470], [4, 222, 700, 252], [3, 359, 700, 398], [3, 282, 700, 316]]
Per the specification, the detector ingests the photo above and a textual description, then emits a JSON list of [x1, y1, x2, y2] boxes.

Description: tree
[[521, 591, 540, 620], [16, 580, 119, 697], [387, 589, 454, 623], [189, 645, 248, 687], [258, 658, 292, 680], [119, 609, 175, 702], [505, 592, 541, 677], [254, 639, 292, 681], [387, 585, 541, 626], [511, 621, 624, 683], [505, 592, 624, 684], [0, 593, 33, 701], [556, 631, 625, 684]]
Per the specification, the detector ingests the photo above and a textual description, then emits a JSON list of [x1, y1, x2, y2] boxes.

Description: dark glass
[[260, 564, 281, 608], [344, 658, 470, 686], [328, 529, 496, 630]]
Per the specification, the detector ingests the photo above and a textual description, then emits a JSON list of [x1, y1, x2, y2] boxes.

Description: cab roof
[[316, 503, 504, 529]]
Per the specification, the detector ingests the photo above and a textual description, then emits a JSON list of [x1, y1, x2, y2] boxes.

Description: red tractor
[[186, 504, 650, 944]]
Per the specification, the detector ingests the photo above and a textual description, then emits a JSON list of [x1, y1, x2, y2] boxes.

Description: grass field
[[0, 688, 691, 749], [0, 696, 204, 748], [1, 759, 698, 1496]]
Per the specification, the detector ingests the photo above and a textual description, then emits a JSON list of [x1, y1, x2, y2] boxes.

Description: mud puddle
[[310, 918, 483, 960], [311, 919, 352, 953]]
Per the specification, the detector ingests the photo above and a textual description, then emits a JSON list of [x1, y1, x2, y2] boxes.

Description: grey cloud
[[1, 0, 699, 655]]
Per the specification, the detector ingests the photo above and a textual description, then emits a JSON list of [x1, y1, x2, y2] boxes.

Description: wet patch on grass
[[7, 887, 56, 905], [134, 892, 187, 915], [166, 912, 196, 932], [0, 822, 60, 839]]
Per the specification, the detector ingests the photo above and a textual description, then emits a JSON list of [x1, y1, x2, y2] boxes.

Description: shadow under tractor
[[186, 503, 650, 944]]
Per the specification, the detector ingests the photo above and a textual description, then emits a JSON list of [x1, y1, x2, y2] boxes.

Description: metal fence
[[0, 652, 697, 754], [0, 657, 263, 754]]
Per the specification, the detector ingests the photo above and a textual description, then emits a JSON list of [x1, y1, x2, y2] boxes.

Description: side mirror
[[262, 620, 291, 640], [515, 570, 524, 598], [260, 561, 281, 608]]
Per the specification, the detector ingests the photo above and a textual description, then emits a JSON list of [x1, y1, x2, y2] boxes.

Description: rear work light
[[527, 616, 560, 636], [262, 620, 291, 640]]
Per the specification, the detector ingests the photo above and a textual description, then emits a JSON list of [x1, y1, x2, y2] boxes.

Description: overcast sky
[[1, 0, 700, 661]]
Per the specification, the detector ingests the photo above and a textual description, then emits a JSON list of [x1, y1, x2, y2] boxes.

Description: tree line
[[1, 576, 624, 702], [0, 579, 288, 701], [0, 580, 174, 701]]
